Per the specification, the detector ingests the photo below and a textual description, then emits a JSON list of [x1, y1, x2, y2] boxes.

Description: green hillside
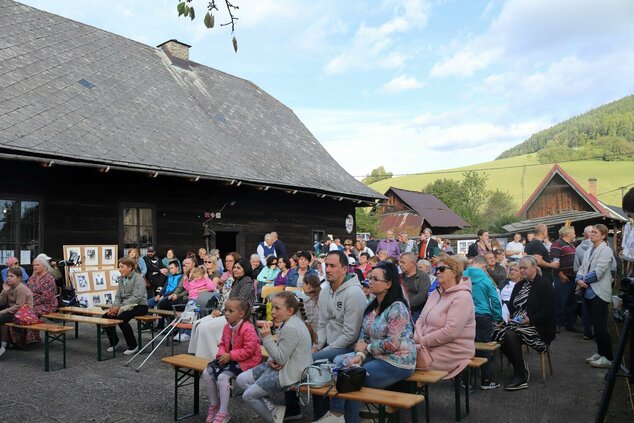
[[368, 155, 634, 209]]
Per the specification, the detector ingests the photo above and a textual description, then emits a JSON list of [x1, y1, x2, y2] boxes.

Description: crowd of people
[[0, 203, 629, 422]]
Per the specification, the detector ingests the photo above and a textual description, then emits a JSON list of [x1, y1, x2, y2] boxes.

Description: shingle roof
[[0, 0, 383, 201], [386, 187, 469, 228], [502, 210, 623, 233]]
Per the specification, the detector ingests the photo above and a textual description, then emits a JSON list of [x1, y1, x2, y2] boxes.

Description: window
[[122, 206, 154, 256], [0, 198, 41, 265], [312, 230, 325, 245]]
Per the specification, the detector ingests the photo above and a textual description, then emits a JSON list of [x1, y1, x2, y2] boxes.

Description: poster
[[108, 270, 120, 287], [64, 246, 82, 265], [63, 244, 119, 308], [92, 271, 107, 291], [74, 272, 90, 292], [84, 246, 99, 266], [20, 250, 31, 265], [101, 246, 117, 266]]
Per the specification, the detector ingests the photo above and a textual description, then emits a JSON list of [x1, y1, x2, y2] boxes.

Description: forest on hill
[[497, 95, 634, 162]]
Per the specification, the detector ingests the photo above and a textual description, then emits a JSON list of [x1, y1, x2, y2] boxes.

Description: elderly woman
[[188, 254, 258, 359], [576, 224, 614, 368], [415, 255, 475, 380], [10, 255, 58, 348], [492, 256, 555, 391], [499, 262, 522, 309], [102, 257, 149, 355], [317, 261, 415, 423], [0, 267, 34, 357]]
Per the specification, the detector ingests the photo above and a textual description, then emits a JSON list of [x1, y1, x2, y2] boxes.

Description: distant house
[[504, 164, 626, 235], [377, 187, 469, 236], [0, 1, 383, 266]]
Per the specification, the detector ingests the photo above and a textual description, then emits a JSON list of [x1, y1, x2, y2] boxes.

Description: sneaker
[[590, 356, 612, 368], [271, 405, 286, 423], [313, 411, 345, 423], [480, 379, 500, 390], [123, 346, 139, 355], [106, 342, 119, 353], [505, 376, 528, 391], [173, 333, 191, 342], [586, 353, 601, 363], [206, 405, 219, 423], [213, 412, 230, 423]]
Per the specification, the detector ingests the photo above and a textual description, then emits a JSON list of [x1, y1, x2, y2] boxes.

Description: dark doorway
[[215, 231, 238, 257]]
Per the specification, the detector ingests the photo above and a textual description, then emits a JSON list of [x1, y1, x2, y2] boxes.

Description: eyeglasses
[[344, 243, 352, 246], [204, 261, 214, 264], [435, 265, 448, 274], [509, 268, 519, 272], [369, 275, 388, 282], [271, 262, 278, 266]]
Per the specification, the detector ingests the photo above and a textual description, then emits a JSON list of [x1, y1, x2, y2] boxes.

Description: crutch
[[125, 300, 197, 371]]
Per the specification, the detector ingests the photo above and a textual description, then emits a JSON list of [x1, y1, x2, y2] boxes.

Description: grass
[[368, 155, 634, 209]]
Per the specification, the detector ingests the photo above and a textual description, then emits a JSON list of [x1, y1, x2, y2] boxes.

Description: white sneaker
[[262, 398, 275, 412], [123, 346, 139, 355], [590, 356, 612, 368], [0, 345, 6, 358], [313, 411, 345, 423], [585, 353, 601, 363], [179, 333, 190, 342], [271, 405, 286, 423], [106, 343, 119, 353]]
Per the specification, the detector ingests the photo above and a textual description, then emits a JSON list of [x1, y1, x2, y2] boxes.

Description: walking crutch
[[125, 300, 198, 371]]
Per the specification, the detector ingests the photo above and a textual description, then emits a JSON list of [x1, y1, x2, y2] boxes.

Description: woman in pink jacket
[[415, 255, 475, 379], [203, 297, 262, 423]]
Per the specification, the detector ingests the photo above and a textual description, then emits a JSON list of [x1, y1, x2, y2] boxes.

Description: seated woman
[[415, 255, 476, 380], [286, 251, 317, 288], [189, 255, 256, 359], [10, 255, 58, 348], [273, 257, 291, 286], [492, 256, 555, 391], [317, 261, 415, 423], [0, 267, 34, 357], [256, 255, 280, 296], [204, 254, 222, 286], [499, 262, 522, 308], [102, 257, 149, 355]]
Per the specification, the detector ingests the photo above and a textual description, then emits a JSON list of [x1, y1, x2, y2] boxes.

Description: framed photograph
[[103, 291, 115, 305], [74, 272, 90, 292], [101, 245, 117, 266], [457, 240, 476, 256], [108, 270, 121, 287], [92, 271, 107, 291], [77, 294, 90, 308], [64, 246, 82, 266], [92, 294, 102, 306], [84, 246, 99, 266]]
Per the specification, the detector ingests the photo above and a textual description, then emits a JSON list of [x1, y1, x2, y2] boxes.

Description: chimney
[[588, 178, 597, 196], [157, 39, 191, 67]]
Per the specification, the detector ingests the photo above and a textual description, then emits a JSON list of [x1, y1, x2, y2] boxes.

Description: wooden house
[[0, 1, 383, 267]]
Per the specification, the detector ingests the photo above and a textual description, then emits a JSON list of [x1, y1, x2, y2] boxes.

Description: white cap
[[35, 253, 52, 261]]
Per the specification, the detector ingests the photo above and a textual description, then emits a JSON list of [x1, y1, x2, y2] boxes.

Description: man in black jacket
[[143, 246, 166, 297]]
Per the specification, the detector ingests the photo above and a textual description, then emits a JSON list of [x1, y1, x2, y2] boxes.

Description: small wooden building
[[0, 1, 382, 267], [377, 187, 469, 236]]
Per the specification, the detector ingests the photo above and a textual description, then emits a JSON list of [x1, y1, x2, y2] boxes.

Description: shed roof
[[502, 210, 624, 233], [0, 0, 383, 202], [386, 187, 469, 228]]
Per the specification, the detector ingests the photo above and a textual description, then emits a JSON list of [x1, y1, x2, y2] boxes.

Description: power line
[[356, 152, 634, 178], [597, 182, 634, 197]]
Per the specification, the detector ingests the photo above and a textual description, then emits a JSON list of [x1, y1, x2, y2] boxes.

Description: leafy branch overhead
[[177, 1, 239, 52]]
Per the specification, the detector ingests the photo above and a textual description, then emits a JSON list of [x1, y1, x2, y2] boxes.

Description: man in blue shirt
[[1, 257, 29, 282]]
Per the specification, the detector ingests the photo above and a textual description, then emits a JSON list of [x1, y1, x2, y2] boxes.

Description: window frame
[[119, 203, 156, 256], [0, 194, 44, 265]]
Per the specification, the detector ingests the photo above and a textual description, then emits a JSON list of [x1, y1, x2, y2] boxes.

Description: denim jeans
[[554, 273, 577, 328], [330, 354, 414, 423]]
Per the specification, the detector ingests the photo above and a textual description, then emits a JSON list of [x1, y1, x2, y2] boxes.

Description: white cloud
[[324, 0, 430, 75], [380, 75, 425, 93]]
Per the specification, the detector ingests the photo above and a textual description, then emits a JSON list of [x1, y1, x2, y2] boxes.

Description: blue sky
[[19, 0, 634, 177]]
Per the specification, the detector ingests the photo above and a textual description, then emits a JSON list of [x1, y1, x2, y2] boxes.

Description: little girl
[[203, 297, 261, 423], [236, 291, 313, 423], [184, 267, 216, 301]]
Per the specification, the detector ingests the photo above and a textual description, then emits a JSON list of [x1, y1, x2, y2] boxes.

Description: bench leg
[[45, 331, 50, 372], [97, 325, 115, 361], [423, 384, 430, 423], [464, 371, 470, 415], [137, 320, 143, 350], [172, 366, 201, 421], [44, 331, 68, 371], [75, 321, 79, 339], [407, 382, 419, 423], [453, 377, 461, 422]]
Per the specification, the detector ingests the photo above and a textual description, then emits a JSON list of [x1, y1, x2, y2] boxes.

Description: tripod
[[595, 307, 633, 423]]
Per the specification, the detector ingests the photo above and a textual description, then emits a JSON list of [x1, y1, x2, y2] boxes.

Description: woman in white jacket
[[576, 224, 614, 368]]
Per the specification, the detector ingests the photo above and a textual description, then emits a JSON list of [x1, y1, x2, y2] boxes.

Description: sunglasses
[[435, 265, 448, 274], [271, 262, 278, 266], [204, 261, 214, 264], [369, 275, 388, 282]]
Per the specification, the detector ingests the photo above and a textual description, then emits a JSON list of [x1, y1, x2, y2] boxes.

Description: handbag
[[415, 343, 433, 369], [14, 304, 43, 325], [335, 366, 367, 393]]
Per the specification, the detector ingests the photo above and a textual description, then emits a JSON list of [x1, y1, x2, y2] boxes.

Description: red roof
[[515, 164, 609, 218], [385, 187, 469, 228]]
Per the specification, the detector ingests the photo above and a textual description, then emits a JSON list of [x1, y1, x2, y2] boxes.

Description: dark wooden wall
[[378, 192, 409, 214], [0, 159, 358, 262], [526, 174, 594, 219]]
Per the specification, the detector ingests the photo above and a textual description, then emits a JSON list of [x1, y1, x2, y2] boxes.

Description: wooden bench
[[297, 384, 424, 423], [405, 369, 448, 423], [101, 304, 176, 318], [2, 322, 73, 371], [134, 315, 161, 350], [162, 354, 210, 421], [43, 313, 122, 361]]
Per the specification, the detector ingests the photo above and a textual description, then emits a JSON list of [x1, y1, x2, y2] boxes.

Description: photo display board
[[63, 245, 119, 308]]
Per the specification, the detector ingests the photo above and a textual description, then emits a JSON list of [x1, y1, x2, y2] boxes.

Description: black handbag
[[335, 367, 367, 393]]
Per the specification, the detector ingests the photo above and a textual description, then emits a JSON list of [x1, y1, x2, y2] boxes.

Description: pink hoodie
[[183, 276, 215, 300], [415, 276, 475, 379]]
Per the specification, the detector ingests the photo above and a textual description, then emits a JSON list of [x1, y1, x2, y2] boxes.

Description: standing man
[[550, 225, 577, 332], [256, 233, 276, 266], [377, 230, 400, 259], [283, 250, 367, 421], [398, 232, 418, 255], [525, 224, 559, 283], [399, 252, 430, 322], [417, 228, 439, 261], [143, 246, 166, 297], [270, 231, 287, 258], [365, 235, 379, 255], [505, 233, 524, 262]]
